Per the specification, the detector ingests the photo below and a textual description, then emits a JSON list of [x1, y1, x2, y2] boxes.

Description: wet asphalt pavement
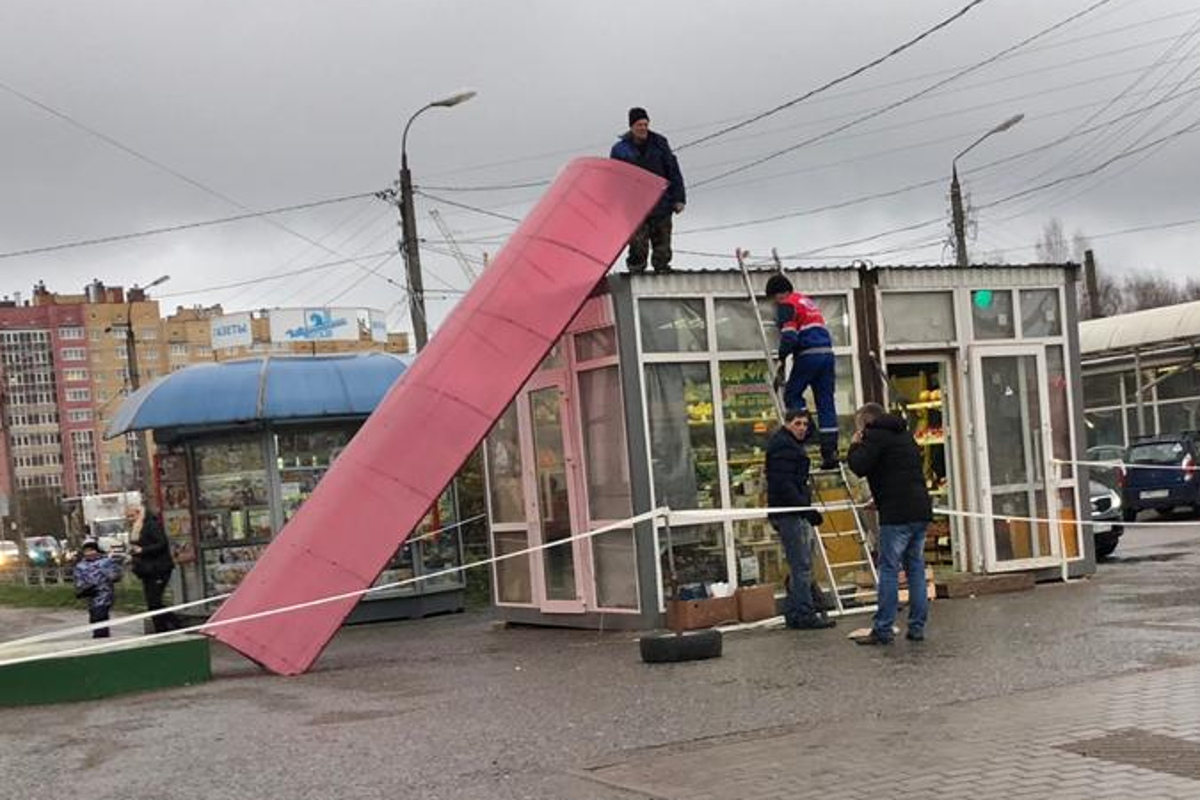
[[2, 520, 1199, 799]]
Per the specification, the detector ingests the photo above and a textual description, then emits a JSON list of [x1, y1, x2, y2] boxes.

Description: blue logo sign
[[286, 308, 350, 340]]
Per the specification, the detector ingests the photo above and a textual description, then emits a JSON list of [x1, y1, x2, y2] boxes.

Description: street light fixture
[[398, 89, 478, 351], [950, 113, 1024, 267]]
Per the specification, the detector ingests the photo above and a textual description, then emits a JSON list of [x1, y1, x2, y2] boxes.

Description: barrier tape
[[0, 513, 486, 654], [3, 488, 1196, 664]]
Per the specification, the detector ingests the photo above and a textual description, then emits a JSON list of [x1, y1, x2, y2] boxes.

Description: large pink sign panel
[[205, 158, 666, 675]]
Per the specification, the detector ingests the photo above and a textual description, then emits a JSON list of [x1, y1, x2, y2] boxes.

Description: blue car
[[1121, 432, 1199, 521]]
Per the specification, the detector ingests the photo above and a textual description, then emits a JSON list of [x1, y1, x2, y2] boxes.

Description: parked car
[[23, 536, 63, 567], [1086, 444, 1127, 490], [0, 540, 18, 567], [1089, 478, 1124, 560], [1121, 431, 1199, 521]]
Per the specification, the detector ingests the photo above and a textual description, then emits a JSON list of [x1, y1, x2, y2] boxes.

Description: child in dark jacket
[[73, 540, 123, 638]]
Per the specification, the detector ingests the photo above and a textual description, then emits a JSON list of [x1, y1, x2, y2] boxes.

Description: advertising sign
[[367, 308, 388, 343], [210, 312, 253, 350], [269, 307, 360, 343]]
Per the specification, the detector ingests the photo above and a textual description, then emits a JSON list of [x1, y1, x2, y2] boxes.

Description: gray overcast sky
[[2, 0, 1199, 333]]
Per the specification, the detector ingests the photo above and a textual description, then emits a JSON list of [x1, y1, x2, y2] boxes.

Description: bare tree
[[979, 248, 1008, 265], [1035, 218, 1070, 262], [1123, 272, 1185, 311], [1071, 230, 1091, 263], [1093, 269, 1124, 317], [1184, 277, 1200, 302], [1077, 263, 1124, 320]]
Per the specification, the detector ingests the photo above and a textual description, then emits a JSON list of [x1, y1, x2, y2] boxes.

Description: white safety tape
[[3, 493, 1196, 665], [0, 513, 487, 653], [1057, 457, 1197, 473], [0, 510, 664, 667]]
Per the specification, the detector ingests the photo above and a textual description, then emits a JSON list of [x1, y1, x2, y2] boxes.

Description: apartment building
[[0, 298, 95, 506], [1, 283, 413, 523]]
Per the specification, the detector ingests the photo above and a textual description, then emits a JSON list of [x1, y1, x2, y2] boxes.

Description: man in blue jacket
[[610, 107, 686, 273], [765, 409, 836, 630], [766, 273, 840, 470]]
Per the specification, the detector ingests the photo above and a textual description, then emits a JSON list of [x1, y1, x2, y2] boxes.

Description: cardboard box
[[735, 584, 777, 622], [666, 595, 740, 631]]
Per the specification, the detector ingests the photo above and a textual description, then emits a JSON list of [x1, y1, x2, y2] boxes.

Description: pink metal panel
[[205, 158, 665, 674]]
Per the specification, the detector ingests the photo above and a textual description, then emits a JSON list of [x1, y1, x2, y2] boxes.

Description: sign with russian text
[[210, 312, 253, 350]]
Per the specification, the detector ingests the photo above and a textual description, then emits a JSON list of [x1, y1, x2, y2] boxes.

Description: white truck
[[82, 491, 143, 554]]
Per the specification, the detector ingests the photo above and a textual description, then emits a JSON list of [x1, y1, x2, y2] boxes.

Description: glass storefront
[[163, 422, 464, 602], [485, 310, 642, 613], [193, 438, 272, 595], [644, 362, 720, 511], [1082, 362, 1200, 448], [639, 292, 858, 596]]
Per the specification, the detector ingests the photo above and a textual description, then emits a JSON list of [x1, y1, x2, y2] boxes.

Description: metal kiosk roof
[[105, 352, 408, 437]]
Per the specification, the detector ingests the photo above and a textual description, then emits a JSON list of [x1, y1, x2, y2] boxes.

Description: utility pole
[[1083, 249, 1101, 319], [949, 113, 1024, 269], [950, 165, 969, 268], [398, 89, 477, 352], [121, 276, 169, 498], [398, 159, 429, 351]]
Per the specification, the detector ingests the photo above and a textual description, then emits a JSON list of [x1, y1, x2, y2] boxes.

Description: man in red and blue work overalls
[[766, 274, 840, 470]]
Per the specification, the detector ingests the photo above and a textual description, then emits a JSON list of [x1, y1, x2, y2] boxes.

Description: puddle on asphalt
[[1115, 586, 1200, 608], [1105, 551, 1190, 565]]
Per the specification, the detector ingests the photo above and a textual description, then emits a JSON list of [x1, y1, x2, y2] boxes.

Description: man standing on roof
[[610, 107, 686, 273], [766, 274, 840, 469]]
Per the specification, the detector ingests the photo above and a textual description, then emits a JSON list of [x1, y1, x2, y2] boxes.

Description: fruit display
[[914, 425, 945, 446]]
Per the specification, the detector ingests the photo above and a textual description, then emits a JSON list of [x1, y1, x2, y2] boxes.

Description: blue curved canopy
[[105, 353, 408, 438]]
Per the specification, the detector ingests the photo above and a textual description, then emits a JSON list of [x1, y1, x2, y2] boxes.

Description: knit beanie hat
[[765, 274, 793, 296], [628, 107, 649, 127]]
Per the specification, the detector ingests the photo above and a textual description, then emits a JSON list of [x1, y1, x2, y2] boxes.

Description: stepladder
[[810, 462, 880, 617], [731, 251, 879, 618]]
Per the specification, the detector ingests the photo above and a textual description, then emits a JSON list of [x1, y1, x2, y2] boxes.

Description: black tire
[[1122, 507, 1138, 523], [1094, 531, 1120, 561], [639, 629, 723, 664]]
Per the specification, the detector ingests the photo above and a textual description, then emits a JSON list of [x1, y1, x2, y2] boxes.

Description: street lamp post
[[122, 274, 169, 493], [399, 89, 477, 351], [950, 113, 1024, 267]]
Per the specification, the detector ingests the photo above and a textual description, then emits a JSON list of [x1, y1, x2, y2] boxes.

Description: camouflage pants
[[626, 215, 673, 272]]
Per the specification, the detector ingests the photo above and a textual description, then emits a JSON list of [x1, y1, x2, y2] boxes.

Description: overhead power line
[[691, 0, 1118, 189], [153, 249, 398, 299], [416, 179, 552, 193], [677, 81, 1200, 236], [981, 115, 1200, 209], [0, 191, 384, 260], [415, 191, 522, 223], [0, 77, 395, 277], [674, 0, 991, 151]]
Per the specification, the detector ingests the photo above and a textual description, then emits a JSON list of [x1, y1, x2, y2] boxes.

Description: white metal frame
[[970, 343, 1063, 572], [632, 290, 861, 611]]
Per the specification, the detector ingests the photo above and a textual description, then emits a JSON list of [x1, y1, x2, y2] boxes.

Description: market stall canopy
[[1080, 298, 1200, 356], [105, 353, 408, 438]]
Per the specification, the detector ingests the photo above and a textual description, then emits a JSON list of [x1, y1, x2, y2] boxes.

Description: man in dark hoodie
[[847, 402, 932, 645], [766, 409, 836, 630], [610, 107, 686, 273]]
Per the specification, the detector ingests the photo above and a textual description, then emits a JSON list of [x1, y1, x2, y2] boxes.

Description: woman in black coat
[[128, 503, 182, 633]]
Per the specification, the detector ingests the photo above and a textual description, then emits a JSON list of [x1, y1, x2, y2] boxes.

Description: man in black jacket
[[610, 107, 686, 273], [765, 409, 835, 630], [847, 403, 932, 645], [128, 503, 182, 633]]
